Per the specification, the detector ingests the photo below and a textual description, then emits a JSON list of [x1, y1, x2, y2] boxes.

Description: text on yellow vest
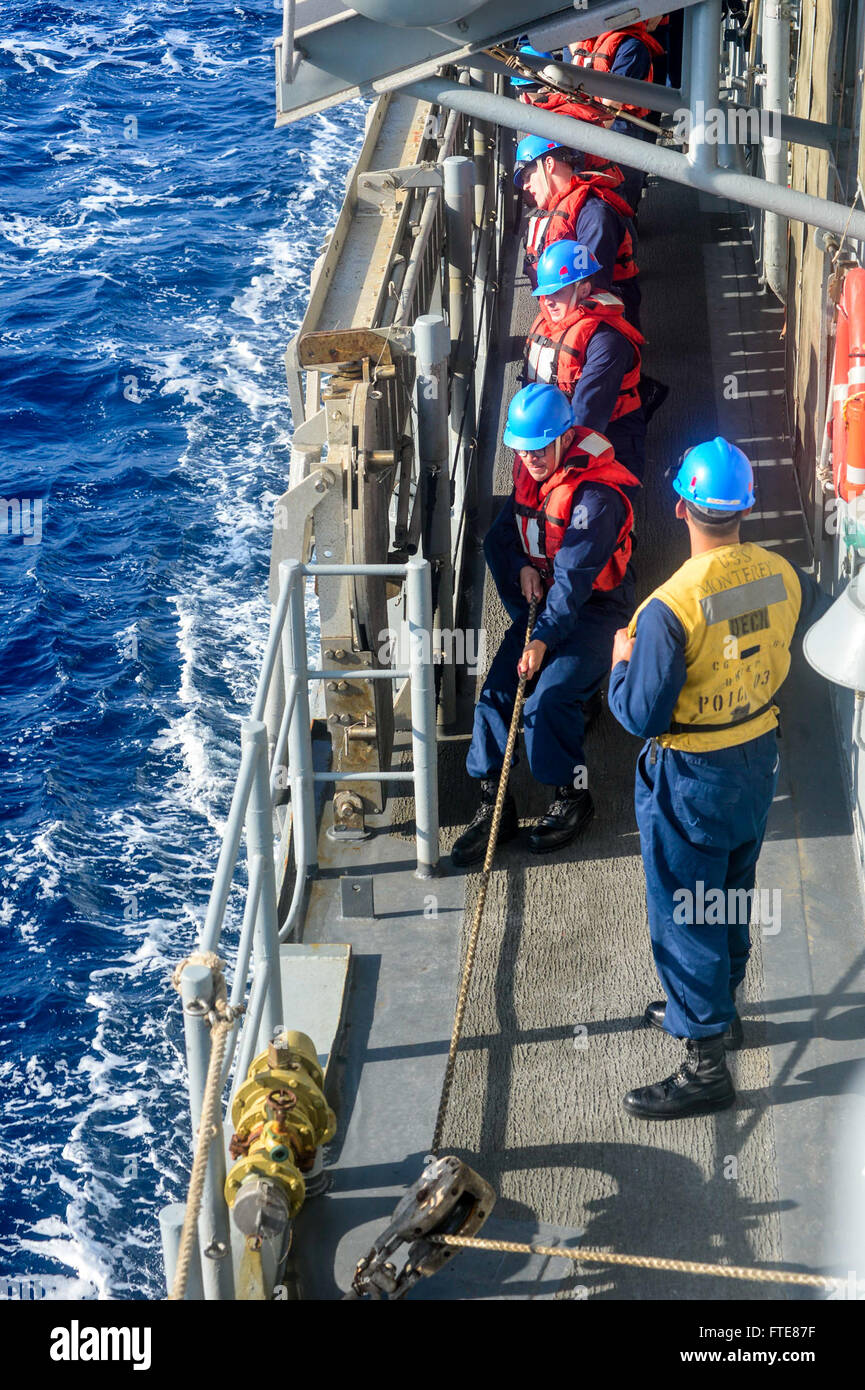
[[627, 543, 803, 751]]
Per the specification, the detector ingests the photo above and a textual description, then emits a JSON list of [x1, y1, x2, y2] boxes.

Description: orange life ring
[[830, 268, 865, 501]]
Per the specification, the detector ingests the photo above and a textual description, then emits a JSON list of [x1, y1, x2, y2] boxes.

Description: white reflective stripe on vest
[[522, 517, 544, 559], [526, 213, 550, 258], [526, 338, 557, 383], [580, 431, 612, 457]]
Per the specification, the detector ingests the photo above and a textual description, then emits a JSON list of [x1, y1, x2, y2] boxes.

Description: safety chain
[[430, 600, 537, 1154], [168, 952, 244, 1301], [430, 1234, 850, 1292]]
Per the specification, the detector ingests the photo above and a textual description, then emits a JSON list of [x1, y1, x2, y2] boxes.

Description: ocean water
[[0, 1, 365, 1298]]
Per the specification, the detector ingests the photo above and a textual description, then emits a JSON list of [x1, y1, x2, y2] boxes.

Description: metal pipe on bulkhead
[[469, 70, 490, 230], [403, 78, 865, 243], [406, 556, 440, 879], [760, 0, 791, 299], [443, 156, 477, 526], [688, 0, 723, 171], [415, 313, 456, 726]]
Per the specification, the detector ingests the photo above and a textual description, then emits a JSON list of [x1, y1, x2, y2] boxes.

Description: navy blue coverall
[[573, 197, 641, 330], [605, 35, 656, 215], [467, 483, 634, 787], [570, 323, 646, 486], [608, 571, 831, 1038]]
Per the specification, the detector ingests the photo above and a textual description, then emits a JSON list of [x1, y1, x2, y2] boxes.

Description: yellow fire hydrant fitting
[[225, 1031, 336, 1228]]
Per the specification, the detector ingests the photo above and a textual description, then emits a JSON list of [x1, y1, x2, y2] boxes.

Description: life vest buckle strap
[[667, 699, 775, 737]]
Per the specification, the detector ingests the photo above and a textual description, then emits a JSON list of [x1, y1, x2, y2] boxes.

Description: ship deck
[[290, 177, 865, 1301]]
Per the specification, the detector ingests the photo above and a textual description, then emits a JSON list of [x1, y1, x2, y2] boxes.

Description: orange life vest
[[525, 173, 637, 286], [511, 427, 638, 592], [525, 91, 623, 179], [524, 291, 644, 416], [577, 25, 666, 117]]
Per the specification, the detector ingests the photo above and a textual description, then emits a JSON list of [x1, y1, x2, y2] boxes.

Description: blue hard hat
[[514, 134, 570, 188], [673, 437, 755, 511], [503, 383, 574, 450], [533, 239, 600, 297], [510, 43, 554, 87]]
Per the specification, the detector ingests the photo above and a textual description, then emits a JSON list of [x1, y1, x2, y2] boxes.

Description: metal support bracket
[[280, 0, 302, 86], [298, 326, 414, 370], [357, 163, 444, 208]]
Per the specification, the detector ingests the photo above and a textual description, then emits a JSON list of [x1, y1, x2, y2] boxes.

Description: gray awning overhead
[[274, 0, 686, 124]]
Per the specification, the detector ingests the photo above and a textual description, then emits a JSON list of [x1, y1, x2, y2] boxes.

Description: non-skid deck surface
[[296, 180, 865, 1302], [428, 182, 865, 1300]]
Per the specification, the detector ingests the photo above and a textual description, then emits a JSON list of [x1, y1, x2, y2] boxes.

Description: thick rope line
[[431, 1234, 848, 1291], [431, 599, 537, 1154]]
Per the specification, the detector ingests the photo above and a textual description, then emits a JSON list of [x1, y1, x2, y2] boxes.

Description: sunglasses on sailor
[[516, 444, 551, 460]]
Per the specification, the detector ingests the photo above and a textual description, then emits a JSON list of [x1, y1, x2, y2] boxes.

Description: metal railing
[[165, 555, 438, 1298]]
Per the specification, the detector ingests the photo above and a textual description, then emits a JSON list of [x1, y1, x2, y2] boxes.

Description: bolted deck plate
[[340, 874, 375, 919]]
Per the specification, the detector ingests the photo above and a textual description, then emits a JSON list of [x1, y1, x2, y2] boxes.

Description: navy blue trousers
[[634, 730, 781, 1038], [614, 277, 642, 332], [466, 601, 623, 787], [611, 118, 657, 216], [606, 416, 646, 487]]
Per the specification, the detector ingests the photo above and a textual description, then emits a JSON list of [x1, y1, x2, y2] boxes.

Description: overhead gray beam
[[465, 47, 837, 153], [463, 50, 686, 113], [274, 0, 703, 125], [404, 76, 865, 242]]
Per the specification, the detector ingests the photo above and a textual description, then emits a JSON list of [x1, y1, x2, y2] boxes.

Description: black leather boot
[[527, 787, 594, 855], [639, 374, 670, 425], [623, 1035, 736, 1119], [643, 999, 744, 1051], [451, 779, 518, 868]]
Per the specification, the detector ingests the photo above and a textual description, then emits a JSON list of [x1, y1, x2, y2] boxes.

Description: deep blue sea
[[0, 1, 365, 1298]]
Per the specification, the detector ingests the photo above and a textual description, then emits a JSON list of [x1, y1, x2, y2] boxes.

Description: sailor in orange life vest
[[451, 383, 640, 868], [607, 440, 832, 1119], [509, 44, 627, 191], [524, 238, 646, 486], [570, 18, 667, 213], [514, 135, 641, 329]]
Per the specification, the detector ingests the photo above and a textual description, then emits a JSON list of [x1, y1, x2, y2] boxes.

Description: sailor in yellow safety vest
[[608, 438, 831, 1119]]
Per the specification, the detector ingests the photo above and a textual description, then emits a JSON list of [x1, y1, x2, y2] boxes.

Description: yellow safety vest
[[627, 543, 803, 752]]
